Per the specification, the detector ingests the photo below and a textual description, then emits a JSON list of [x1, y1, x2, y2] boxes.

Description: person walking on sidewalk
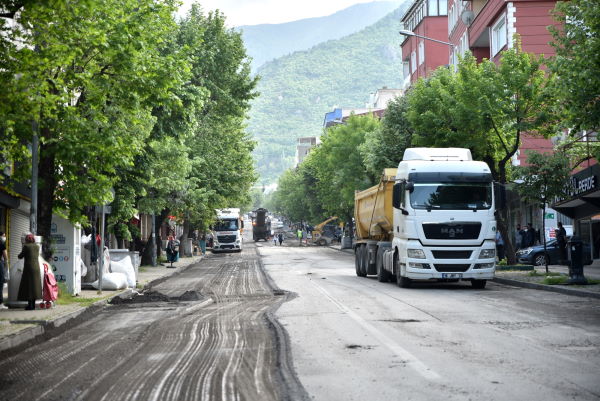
[[166, 235, 180, 264], [0, 231, 8, 309], [278, 233, 284, 246], [556, 222, 567, 263], [17, 233, 42, 310]]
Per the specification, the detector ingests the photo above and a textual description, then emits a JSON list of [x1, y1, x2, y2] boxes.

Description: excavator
[[311, 216, 341, 246]]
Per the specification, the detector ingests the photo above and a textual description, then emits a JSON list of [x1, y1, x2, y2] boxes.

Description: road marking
[[309, 279, 441, 381]]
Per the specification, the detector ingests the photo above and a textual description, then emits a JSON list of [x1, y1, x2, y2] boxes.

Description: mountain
[[247, 3, 410, 184], [239, 1, 403, 71]]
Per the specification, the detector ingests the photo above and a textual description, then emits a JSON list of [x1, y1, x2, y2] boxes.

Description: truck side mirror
[[405, 181, 414, 192], [393, 183, 402, 209], [494, 182, 506, 211]]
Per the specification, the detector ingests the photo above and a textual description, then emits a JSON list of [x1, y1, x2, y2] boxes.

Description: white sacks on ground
[[110, 256, 136, 288], [90, 272, 128, 290]]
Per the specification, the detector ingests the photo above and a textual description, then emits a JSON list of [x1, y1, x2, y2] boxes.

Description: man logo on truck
[[441, 227, 463, 238]]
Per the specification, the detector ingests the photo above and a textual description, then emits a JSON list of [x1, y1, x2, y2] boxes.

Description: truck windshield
[[409, 183, 492, 210], [214, 219, 239, 231]]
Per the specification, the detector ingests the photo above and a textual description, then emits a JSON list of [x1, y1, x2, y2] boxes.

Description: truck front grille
[[434, 264, 471, 272], [432, 250, 472, 259], [217, 235, 236, 243], [422, 223, 481, 240]]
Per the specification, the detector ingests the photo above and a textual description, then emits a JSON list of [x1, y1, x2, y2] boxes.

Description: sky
[[179, 0, 390, 27]]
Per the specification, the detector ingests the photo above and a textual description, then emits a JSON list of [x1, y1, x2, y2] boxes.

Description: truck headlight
[[407, 249, 426, 259], [479, 249, 495, 259], [474, 262, 495, 269], [409, 262, 431, 269]]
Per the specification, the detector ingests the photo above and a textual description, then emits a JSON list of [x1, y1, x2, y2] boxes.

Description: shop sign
[[567, 175, 597, 197]]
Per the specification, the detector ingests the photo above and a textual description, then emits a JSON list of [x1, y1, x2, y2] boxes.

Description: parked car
[[516, 239, 592, 266]]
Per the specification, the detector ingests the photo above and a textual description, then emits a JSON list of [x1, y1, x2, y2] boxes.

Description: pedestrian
[[273, 235, 278, 245], [525, 223, 536, 247], [515, 224, 524, 250], [17, 233, 42, 310], [495, 231, 505, 261], [199, 234, 207, 255], [0, 231, 8, 309], [278, 232, 283, 246], [297, 229, 303, 246], [166, 235, 180, 265], [556, 222, 567, 263]]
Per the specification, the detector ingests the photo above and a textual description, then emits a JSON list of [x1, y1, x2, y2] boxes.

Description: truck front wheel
[[395, 253, 411, 288]]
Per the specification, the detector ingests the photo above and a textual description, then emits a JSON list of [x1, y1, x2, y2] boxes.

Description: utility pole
[[30, 120, 38, 234]]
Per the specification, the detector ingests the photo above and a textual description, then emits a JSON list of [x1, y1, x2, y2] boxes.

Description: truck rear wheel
[[355, 245, 367, 277], [395, 253, 411, 288], [376, 247, 390, 282], [355, 246, 363, 277]]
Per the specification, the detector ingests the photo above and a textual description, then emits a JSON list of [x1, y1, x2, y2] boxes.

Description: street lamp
[[399, 29, 455, 48]]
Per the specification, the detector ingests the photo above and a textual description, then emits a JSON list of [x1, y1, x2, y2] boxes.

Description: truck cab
[[391, 149, 496, 287], [212, 209, 243, 252]]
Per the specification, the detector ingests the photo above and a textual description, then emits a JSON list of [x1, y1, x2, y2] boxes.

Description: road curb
[[492, 277, 600, 299], [0, 258, 202, 353]]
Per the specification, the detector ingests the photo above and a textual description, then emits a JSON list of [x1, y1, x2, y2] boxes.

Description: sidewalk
[[0, 255, 203, 352], [330, 244, 600, 299]]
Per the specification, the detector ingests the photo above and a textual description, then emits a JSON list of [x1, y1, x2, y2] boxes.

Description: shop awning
[[553, 164, 600, 219]]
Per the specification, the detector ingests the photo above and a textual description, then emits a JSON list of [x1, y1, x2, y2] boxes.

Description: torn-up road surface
[[0, 245, 306, 401]]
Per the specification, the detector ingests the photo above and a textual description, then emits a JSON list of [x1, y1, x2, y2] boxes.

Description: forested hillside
[[239, 1, 402, 71], [247, 3, 409, 184]]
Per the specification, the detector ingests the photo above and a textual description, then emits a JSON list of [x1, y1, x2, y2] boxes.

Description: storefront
[[553, 164, 600, 261]]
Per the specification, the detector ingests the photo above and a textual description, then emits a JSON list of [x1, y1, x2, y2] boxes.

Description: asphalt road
[[0, 243, 306, 401], [260, 243, 600, 401], [1, 237, 599, 401]]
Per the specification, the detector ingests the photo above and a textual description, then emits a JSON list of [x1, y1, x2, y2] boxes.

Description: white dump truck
[[212, 208, 243, 252], [354, 148, 497, 289]]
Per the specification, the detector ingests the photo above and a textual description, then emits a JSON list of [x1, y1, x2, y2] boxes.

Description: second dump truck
[[252, 208, 271, 241], [354, 148, 497, 288]]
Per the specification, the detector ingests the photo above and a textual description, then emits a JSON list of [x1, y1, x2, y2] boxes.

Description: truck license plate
[[442, 273, 462, 279]]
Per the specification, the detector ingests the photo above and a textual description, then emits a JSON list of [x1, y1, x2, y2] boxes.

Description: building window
[[418, 41, 425, 65], [411, 50, 417, 73], [403, 60, 410, 80], [427, 0, 447, 16], [428, 0, 438, 16], [491, 13, 507, 56]]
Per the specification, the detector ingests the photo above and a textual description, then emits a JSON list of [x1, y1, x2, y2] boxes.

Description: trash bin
[[341, 236, 353, 249], [567, 236, 588, 285]]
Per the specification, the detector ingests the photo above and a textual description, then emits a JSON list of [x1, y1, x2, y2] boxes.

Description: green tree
[[548, 0, 600, 133], [361, 95, 413, 177], [514, 151, 571, 272], [310, 115, 380, 228], [0, 0, 183, 256]]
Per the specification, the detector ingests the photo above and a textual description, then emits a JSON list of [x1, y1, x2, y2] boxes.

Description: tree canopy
[[0, 1, 258, 255]]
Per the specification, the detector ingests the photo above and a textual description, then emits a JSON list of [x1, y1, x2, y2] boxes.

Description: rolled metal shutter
[[9, 208, 29, 266]]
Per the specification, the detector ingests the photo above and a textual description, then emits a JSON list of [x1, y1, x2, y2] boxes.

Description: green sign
[[545, 213, 555, 219]]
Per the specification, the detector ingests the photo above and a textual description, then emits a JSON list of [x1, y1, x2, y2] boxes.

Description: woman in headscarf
[[18, 233, 42, 310]]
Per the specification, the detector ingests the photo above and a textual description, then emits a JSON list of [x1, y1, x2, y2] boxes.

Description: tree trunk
[[37, 131, 57, 260], [497, 209, 517, 265], [542, 204, 549, 273], [179, 218, 191, 257], [140, 236, 154, 266], [155, 208, 170, 258]]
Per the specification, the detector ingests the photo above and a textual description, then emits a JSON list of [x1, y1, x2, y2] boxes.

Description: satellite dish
[[461, 10, 474, 26]]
